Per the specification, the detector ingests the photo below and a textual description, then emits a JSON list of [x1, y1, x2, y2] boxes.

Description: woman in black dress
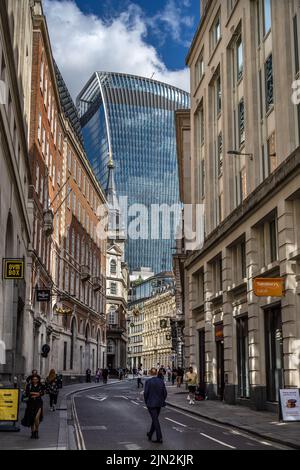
[[21, 375, 44, 439]]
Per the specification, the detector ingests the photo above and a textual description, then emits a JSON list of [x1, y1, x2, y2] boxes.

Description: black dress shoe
[[147, 432, 152, 441]]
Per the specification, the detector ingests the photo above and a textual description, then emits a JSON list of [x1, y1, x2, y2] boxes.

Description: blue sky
[[74, 0, 200, 69], [44, 0, 200, 98]]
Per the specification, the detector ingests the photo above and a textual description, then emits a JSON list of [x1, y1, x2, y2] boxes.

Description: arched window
[[110, 259, 117, 275]]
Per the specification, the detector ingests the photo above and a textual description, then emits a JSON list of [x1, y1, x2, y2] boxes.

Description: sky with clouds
[[44, 0, 200, 100]]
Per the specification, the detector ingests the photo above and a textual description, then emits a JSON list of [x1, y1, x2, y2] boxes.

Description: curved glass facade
[[77, 72, 190, 273]]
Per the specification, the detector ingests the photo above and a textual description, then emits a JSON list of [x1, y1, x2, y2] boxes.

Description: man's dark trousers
[[147, 407, 162, 441]]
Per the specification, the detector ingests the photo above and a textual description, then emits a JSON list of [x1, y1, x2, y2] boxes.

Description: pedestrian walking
[[176, 367, 184, 387], [95, 368, 101, 383], [26, 369, 41, 384], [144, 368, 167, 444], [102, 368, 108, 384], [137, 367, 144, 388], [185, 366, 198, 405], [21, 375, 44, 439], [171, 368, 177, 386], [86, 368, 92, 383], [166, 366, 172, 382], [45, 369, 59, 411]]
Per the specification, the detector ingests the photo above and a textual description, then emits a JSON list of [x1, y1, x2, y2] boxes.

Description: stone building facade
[[105, 160, 129, 371], [0, 0, 33, 383], [143, 289, 176, 370], [177, 0, 300, 410]]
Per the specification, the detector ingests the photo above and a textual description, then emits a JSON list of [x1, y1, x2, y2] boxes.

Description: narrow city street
[[71, 381, 291, 451]]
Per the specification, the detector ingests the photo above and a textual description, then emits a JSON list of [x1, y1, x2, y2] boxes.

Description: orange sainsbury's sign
[[253, 278, 285, 297]]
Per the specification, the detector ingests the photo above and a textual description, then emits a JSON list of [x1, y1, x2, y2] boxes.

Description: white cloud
[[44, 0, 190, 100], [149, 0, 194, 46]]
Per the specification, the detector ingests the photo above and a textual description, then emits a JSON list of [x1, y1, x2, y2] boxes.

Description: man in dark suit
[[144, 367, 167, 444]]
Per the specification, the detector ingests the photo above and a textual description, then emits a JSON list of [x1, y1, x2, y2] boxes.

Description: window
[[217, 132, 223, 175], [110, 282, 117, 295], [35, 164, 39, 194], [293, 16, 300, 75], [238, 98, 245, 145], [236, 35, 243, 81], [68, 150, 71, 172], [42, 128, 46, 155], [195, 51, 204, 87], [263, 0, 271, 36], [236, 317, 250, 398], [110, 259, 117, 274], [37, 113, 42, 142], [210, 13, 221, 54], [73, 157, 77, 181], [48, 91, 51, 121], [265, 55, 274, 112], [44, 75, 48, 106], [40, 176, 44, 205], [269, 219, 277, 263], [40, 58, 44, 92], [108, 308, 116, 325], [216, 75, 222, 115], [107, 339, 115, 354]]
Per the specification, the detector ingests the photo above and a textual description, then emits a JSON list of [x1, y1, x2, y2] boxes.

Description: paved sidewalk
[[0, 380, 120, 450], [165, 385, 300, 449]]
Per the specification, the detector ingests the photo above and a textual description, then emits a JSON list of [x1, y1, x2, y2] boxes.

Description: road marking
[[113, 396, 129, 400], [260, 441, 273, 447], [72, 396, 86, 451], [125, 444, 141, 450], [165, 417, 187, 428], [200, 433, 236, 449], [131, 400, 140, 405], [168, 407, 287, 449], [81, 426, 107, 431], [87, 395, 107, 402]]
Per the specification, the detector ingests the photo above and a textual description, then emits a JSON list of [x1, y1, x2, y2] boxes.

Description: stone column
[[204, 262, 215, 399], [247, 227, 266, 409], [223, 247, 235, 404], [278, 200, 299, 388]]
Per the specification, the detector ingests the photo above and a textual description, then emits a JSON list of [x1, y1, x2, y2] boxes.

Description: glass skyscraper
[[77, 72, 190, 274]]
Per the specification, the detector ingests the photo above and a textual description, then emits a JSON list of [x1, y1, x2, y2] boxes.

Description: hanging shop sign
[[253, 278, 284, 297], [36, 289, 51, 302], [54, 306, 73, 315], [0, 389, 20, 422], [3, 259, 24, 280], [279, 389, 300, 422]]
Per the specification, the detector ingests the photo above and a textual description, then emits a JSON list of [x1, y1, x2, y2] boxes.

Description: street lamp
[[227, 150, 253, 161]]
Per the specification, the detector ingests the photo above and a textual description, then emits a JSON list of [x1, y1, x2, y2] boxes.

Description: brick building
[[27, 1, 107, 380]]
